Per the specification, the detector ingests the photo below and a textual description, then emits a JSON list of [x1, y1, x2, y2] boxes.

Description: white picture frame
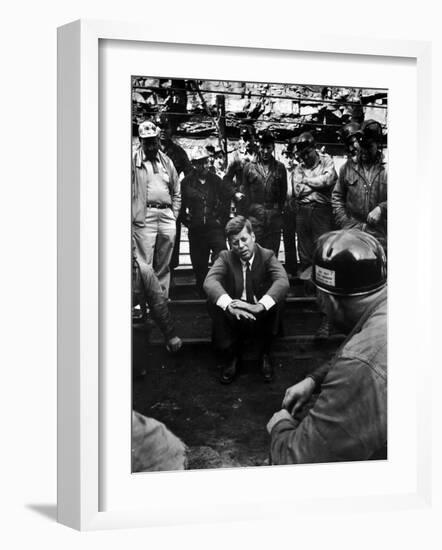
[[57, 19, 433, 531]]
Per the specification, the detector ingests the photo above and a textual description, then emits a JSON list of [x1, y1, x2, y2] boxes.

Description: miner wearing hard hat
[[332, 119, 387, 251], [267, 229, 387, 464], [241, 129, 287, 255], [223, 124, 258, 217], [132, 120, 181, 298], [292, 131, 337, 275], [181, 146, 235, 295], [337, 121, 363, 163], [292, 131, 338, 338], [156, 115, 192, 274]]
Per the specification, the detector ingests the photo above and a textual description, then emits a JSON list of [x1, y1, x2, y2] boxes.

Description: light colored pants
[[133, 207, 176, 297]]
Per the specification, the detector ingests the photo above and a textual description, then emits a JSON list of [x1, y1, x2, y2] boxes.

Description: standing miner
[[292, 131, 338, 338], [241, 129, 287, 254], [223, 124, 257, 217], [157, 115, 193, 273], [332, 120, 387, 251], [181, 147, 234, 296], [132, 120, 181, 298], [292, 132, 337, 276]]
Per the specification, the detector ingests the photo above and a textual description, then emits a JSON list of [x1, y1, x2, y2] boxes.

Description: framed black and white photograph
[[130, 75, 388, 473], [57, 20, 432, 530]]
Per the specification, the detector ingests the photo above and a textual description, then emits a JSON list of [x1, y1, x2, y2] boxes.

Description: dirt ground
[[132, 335, 339, 470]]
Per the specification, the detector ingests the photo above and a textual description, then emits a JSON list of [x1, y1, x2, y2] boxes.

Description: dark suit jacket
[[203, 244, 289, 305]]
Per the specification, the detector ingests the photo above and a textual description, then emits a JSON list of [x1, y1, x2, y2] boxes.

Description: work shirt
[[145, 165, 174, 206], [224, 148, 256, 191], [242, 156, 287, 211], [270, 289, 387, 464], [332, 155, 387, 233], [132, 147, 181, 226], [292, 151, 337, 205], [181, 170, 233, 228]]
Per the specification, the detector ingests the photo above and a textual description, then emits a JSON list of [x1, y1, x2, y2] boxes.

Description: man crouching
[[203, 216, 289, 384]]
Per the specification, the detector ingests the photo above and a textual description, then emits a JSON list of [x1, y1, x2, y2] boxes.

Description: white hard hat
[[138, 120, 159, 139], [189, 146, 210, 162]]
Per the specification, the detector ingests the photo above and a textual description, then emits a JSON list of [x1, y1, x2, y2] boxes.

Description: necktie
[[245, 261, 254, 304]]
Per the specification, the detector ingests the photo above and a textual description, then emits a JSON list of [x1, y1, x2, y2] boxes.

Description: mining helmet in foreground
[[312, 229, 387, 297]]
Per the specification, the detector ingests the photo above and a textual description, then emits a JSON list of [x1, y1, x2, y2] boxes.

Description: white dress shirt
[[216, 252, 276, 311]]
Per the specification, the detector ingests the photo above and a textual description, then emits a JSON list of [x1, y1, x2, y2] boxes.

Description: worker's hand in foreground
[[234, 192, 245, 202], [367, 206, 382, 225], [230, 300, 265, 315], [266, 409, 293, 434], [166, 336, 183, 353], [227, 303, 256, 321], [282, 377, 316, 415]]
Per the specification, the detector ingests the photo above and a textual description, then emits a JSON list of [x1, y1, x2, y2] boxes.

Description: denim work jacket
[[242, 156, 287, 212], [181, 170, 234, 228], [332, 156, 387, 236], [270, 290, 387, 464]]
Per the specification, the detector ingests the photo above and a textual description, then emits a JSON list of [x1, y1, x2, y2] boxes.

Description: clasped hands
[[227, 300, 265, 321]]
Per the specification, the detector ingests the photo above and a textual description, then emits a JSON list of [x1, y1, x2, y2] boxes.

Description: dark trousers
[[170, 218, 181, 269], [282, 207, 297, 275], [207, 302, 277, 360], [296, 203, 332, 271], [189, 223, 227, 293], [257, 209, 283, 256]]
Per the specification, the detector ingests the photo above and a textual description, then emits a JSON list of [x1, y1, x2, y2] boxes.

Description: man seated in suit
[[203, 216, 289, 384]]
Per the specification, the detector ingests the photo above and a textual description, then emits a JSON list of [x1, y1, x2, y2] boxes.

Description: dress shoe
[[219, 357, 238, 384], [261, 354, 274, 382]]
